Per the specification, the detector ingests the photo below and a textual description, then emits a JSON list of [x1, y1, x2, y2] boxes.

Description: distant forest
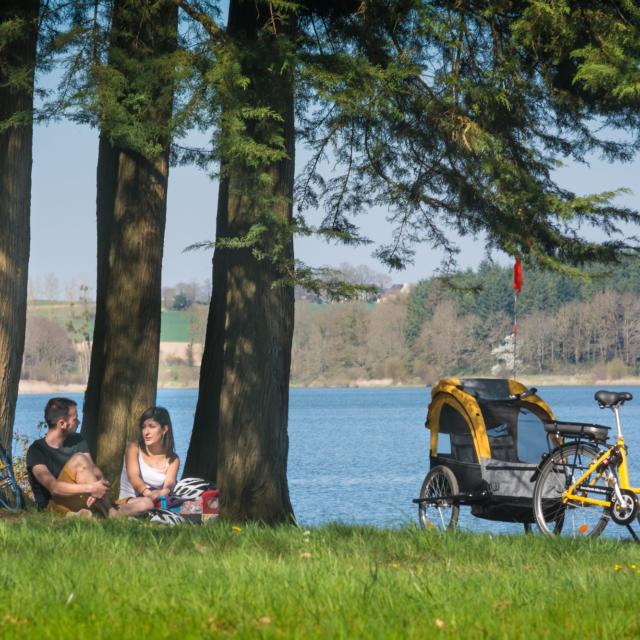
[[292, 258, 640, 385], [22, 258, 640, 387]]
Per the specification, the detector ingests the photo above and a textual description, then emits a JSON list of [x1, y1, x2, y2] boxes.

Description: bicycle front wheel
[[533, 442, 609, 538]]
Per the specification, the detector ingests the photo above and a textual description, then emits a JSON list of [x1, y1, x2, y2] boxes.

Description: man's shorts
[[45, 460, 105, 515]]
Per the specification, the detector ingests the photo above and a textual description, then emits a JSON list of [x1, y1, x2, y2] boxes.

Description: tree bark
[[82, 133, 118, 456], [82, 0, 176, 485], [0, 1, 38, 455], [184, 0, 296, 524]]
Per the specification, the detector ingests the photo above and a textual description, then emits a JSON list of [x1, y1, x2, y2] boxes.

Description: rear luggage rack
[[543, 420, 609, 443]]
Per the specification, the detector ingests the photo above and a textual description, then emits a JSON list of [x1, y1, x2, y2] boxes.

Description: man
[[27, 397, 143, 517]]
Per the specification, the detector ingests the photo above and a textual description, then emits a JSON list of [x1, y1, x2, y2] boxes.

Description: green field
[[2, 517, 640, 638], [160, 309, 193, 342], [27, 303, 200, 343]]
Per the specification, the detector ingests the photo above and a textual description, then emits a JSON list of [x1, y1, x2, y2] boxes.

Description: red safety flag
[[513, 258, 523, 294]]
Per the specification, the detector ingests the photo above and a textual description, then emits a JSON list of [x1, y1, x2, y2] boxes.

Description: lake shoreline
[[18, 374, 640, 395]]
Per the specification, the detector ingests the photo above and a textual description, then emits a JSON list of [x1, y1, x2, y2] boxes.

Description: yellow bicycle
[[0, 443, 22, 512], [533, 390, 638, 538]]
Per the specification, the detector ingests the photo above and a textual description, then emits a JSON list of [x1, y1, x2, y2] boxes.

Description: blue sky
[[30, 119, 640, 297]]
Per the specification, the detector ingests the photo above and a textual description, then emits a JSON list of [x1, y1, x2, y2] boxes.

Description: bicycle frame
[[562, 406, 640, 509], [0, 443, 22, 511], [0, 447, 11, 478]]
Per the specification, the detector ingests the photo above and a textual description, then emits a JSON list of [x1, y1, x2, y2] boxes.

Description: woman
[[118, 406, 180, 513]]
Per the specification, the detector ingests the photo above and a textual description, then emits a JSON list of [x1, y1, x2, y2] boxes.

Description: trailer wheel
[[418, 466, 460, 531]]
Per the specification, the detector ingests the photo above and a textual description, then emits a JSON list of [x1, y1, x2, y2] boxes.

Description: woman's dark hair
[[138, 406, 177, 462]]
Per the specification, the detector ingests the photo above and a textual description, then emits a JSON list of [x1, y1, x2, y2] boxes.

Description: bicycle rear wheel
[[0, 449, 22, 511], [533, 442, 609, 538]]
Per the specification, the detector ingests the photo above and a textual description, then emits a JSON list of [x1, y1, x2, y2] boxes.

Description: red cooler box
[[201, 489, 220, 523]]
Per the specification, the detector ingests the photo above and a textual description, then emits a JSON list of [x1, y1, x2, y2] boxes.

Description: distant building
[[377, 283, 411, 303], [295, 281, 412, 304]]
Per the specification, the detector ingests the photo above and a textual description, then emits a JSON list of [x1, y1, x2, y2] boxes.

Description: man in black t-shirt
[[27, 432, 90, 510], [27, 398, 115, 515]]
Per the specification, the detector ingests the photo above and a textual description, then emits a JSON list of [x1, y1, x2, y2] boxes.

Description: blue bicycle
[[0, 443, 22, 511]]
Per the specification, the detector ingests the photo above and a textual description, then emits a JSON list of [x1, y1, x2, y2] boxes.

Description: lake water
[[14, 386, 640, 537]]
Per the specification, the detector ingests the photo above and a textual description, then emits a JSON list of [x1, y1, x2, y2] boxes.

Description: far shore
[[18, 374, 640, 395]]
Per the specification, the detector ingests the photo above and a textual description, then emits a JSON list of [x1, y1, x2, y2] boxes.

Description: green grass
[[2, 517, 640, 638]]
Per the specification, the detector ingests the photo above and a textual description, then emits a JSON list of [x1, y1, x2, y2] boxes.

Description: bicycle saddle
[[594, 390, 633, 408]]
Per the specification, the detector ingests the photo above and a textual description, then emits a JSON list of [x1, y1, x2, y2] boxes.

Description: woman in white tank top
[[118, 407, 180, 512]]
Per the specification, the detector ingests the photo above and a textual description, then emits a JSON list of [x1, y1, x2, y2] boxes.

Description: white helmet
[[171, 477, 213, 500], [147, 508, 187, 525]]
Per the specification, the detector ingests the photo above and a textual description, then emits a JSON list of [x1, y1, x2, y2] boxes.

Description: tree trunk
[[184, 0, 296, 524], [0, 1, 38, 455], [82, 0, 176, 485], [82, 134, 118, 456]]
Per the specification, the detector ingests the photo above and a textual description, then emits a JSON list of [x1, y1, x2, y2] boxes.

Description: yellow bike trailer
[[413, 377, 600, 530]]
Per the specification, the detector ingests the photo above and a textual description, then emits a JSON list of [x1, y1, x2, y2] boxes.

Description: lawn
[[2, 516, 640, 638]]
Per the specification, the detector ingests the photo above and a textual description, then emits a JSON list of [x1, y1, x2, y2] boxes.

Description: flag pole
[[512, 258, 523, 379], [513, 290, 518, 378]]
